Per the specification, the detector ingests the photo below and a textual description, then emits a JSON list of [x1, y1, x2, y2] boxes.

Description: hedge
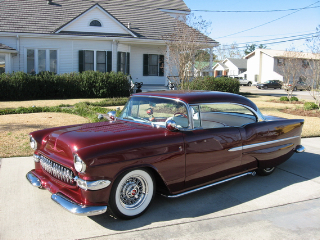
[[0, 71, 131, 101], [187, 76, 240, 94]]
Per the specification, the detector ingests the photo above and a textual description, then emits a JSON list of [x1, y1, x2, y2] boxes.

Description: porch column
[[165, 45, 169, 86], [209, 47, 213, 76], [112, 40, 118, 72]]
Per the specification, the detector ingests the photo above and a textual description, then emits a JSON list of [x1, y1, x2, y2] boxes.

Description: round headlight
[[74, 155, 86, 173], [30, 136, 38, 150]]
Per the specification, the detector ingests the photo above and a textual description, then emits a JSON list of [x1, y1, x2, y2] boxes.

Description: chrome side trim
[[162, 171, 255, 198], [295, 145, 305, 153], [228, 136, 300, 152], [51, 193, 107, 216], [26, 172, 42, 188]]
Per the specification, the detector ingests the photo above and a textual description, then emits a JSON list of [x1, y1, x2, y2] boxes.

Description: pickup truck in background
[[233, 77, 252, 86]]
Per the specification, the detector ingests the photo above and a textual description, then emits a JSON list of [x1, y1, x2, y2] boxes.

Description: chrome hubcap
[[119, 176, 148, 210]]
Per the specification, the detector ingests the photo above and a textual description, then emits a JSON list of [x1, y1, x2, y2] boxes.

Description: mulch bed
[[268, 100, 304, 104], [280, 108, 320, 118]]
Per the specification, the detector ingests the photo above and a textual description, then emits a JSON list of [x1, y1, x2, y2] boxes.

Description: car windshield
[[264, 81, 270, 84], [119, 96, 189, 128]]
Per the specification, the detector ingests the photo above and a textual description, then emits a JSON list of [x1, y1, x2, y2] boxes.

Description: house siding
[[61, 7, 128, 35], [130, 44, 166, 85]]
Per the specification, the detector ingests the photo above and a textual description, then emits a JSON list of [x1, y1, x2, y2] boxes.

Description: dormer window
[[90, 20, 102, 27]]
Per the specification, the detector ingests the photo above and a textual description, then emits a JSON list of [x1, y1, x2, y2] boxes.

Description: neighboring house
[[200, 58, 247, 78], [0, 0, 217, 85], [243, 49, 320, 84]]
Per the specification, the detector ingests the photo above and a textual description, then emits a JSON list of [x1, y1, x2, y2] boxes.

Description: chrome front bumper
[[26, 171, 108, 216], [51, 193, 107, 216], [295, 145, 305, 153]]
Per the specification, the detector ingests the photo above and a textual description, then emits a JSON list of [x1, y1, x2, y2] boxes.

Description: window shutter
[[126, 52, 130, 75], [143, 54, 149, 76], [117, 52, 121, 72], [79, 50, 84, 73], [107, 51, 112, 72], [159, 55, 164, 76]]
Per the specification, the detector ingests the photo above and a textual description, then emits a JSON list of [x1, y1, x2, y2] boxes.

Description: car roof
[[133, 90, 258, 111]]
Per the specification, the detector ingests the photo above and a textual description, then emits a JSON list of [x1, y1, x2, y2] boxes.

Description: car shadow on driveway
[[88, 151, 320, 231]]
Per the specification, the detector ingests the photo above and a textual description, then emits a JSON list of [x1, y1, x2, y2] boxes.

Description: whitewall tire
[[109, 169, 155, 219]]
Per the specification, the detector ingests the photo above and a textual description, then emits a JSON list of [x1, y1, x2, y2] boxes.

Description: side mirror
[[166, 119, 178, 131], [107, 111, 116, 121]]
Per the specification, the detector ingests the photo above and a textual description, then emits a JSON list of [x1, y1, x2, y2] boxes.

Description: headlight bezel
[[29, 136, 38, 150], [74, 154, 86, 173]]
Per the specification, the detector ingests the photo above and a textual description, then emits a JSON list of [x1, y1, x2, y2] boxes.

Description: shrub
[[290, 97, 299, 101], [188, 76, 240, 94], [304, 102, 319, 110], [280, 96, 289, 101], [0, 71, 131, 101]]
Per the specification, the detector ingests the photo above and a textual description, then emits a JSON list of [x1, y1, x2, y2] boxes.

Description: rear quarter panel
[[240, 119, 304, 169]]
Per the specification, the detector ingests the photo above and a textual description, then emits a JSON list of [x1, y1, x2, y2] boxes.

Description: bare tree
[[215, 42, 243, 61], [305, 25, 320, 106], [278, 49, 307, 100], [162, 14, 215, 89]]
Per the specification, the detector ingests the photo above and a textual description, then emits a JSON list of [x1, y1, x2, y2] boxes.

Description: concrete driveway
[[1, 138, 320, 240]]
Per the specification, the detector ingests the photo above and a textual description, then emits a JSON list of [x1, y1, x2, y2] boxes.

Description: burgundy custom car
[[26, 91, 305, 219]]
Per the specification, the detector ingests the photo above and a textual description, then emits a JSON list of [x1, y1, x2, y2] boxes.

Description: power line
[[217, 35, 317, 50], [221, 30, 316, 38], [234, 32, 317, 45], [192, 5, 320, 13], [214, 1, 320, 39]]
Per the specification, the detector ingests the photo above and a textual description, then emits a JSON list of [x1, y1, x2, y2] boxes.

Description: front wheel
[[264, 86, 268, 90], [293, 87, 297, 91], [247, 82, 252, 86], [256, 167, 275, 176], [108, 169, 155, 219]]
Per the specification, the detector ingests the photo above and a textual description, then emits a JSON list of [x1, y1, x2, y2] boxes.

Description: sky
[[183, 0, 320, 55]]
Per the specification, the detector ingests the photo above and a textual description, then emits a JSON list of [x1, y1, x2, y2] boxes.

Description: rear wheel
[[108, 169, 155, 219], [247, 82, 252, 86], [293, 87, 297, 91], [257, 167, 275, 176]]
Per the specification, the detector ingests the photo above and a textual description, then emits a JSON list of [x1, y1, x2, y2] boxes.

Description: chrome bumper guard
[[51, 193, 108, 216], [26, 172, 42, 188], [295, 145, 305, 153]]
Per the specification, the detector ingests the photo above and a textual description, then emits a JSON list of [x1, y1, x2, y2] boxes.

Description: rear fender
[[241, 119, 304, 169]]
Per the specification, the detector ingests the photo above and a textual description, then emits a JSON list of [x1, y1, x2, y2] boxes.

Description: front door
[[184, 127, 242, 189]]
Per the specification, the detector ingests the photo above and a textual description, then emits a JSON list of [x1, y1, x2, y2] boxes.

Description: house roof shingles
[[0, 0, 217, 44], [0, 43, 16, 51], [226, 58, 247, 69]]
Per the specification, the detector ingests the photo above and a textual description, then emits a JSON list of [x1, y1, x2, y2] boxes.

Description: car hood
[[41, 120, 172, 160]]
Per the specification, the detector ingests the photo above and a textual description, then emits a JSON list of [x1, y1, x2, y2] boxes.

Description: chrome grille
[[39, 155, 75, 184]]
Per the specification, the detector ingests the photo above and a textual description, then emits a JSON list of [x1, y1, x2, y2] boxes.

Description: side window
[[198, 103, 257, 128]]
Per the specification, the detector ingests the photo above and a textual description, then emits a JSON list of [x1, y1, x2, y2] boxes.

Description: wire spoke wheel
[[109, 169, 155, 219]]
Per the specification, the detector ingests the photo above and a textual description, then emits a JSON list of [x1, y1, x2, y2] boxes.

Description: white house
[[0, 0, 217, 86], [200, 58, 247, 78]]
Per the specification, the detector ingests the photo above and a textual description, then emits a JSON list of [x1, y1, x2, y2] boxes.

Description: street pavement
[[240, 85, 315, 101], [0, 138, 319, 240]]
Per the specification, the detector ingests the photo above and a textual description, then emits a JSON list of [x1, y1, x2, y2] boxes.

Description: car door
[[184, 127, 243, 189], [183, 104, 249, 189]]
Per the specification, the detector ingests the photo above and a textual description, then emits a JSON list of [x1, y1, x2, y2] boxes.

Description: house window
[[277, 58, 285, 66], [302, 60, 309, 68], [26, 49, 57, 74], [79, 50, 112, 73], [117, 52, 130, 74], [90, 20, 102, 27], [216, 70, 222, 76], [0, 54, 5, 74], [143, 54, 164, 76]]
